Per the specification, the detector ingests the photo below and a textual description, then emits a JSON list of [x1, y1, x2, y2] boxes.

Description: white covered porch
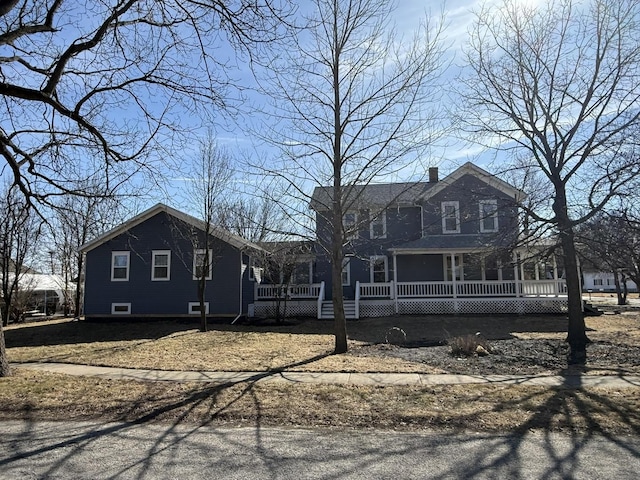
[[251, 277, 569, 319]]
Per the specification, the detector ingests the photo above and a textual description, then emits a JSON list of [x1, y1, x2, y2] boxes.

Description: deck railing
[[255, 283, 322, 300], [255, 279, 567, 301], [359, 281, 395, 299]]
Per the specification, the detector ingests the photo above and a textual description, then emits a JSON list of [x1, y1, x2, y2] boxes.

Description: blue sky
[[166, 0, 515, 215]]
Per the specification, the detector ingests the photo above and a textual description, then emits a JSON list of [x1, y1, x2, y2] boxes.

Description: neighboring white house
[[2, 273, 74, 315], [582, 271, 638, 293]]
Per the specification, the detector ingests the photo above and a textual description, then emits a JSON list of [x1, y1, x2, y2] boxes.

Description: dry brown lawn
[[5, 313, 640, 374], [3, 312, 640, 433]]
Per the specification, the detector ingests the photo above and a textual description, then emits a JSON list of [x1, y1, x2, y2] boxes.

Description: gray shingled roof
[[390, 234, 517, 252], [310, 182, 432, 211]]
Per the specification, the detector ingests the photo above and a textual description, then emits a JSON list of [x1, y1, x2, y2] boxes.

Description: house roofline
[[80, 203, 266, 254], [418, 162, 527, 203]]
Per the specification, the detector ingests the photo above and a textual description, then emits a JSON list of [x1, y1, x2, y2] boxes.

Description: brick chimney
[[428, 167, 439, 183]]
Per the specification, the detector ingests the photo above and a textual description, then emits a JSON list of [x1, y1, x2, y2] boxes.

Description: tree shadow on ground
[[4, 314, 570, 349], [3, 353, 640, 478]]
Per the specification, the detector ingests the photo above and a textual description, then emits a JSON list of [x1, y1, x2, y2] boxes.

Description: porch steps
[[320, 300, 358, 319]]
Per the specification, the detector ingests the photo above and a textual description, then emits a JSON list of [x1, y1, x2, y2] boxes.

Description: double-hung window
[[370, 256, 388, 283], [441, 201, 460, 234], [193, 249, 212, 280], [479, 200, 498, 233], [343, 211, 358, 240], [152, 250, 171, 281], [370, 210, 387, 239], [111, 251, 130, 281]]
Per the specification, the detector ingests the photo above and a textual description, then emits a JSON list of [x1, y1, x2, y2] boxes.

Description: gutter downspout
[[231, 250, 243, 324]]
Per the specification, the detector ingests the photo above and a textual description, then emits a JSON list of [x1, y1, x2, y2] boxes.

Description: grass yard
[[2, 312, 640, 433]]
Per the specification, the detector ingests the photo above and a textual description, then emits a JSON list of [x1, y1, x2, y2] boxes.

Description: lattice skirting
[[252, 300, 317, 318], [359, 301, 396, 318], [398, 298, 568, 315], [253, 297, 568, 318]]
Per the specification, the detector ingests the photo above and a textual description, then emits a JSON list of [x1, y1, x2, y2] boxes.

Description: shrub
[[448, 333, 492, 357]]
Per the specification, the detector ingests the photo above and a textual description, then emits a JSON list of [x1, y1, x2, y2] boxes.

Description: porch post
[[451, 252, 459, 313], [513, 251, 521, 297], [520, 253, 526, 297], [393, 253, 399, 314], [553, 256, 559, 296]]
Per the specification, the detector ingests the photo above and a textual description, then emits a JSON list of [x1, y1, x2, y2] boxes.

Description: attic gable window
[[479, 200, 498, 233], [370, 210, 387, 239], [111, 251, 130, 281], [441, 201, 460, 234]]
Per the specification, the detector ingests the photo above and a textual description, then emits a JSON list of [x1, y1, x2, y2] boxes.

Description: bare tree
[[0, 0, 293, 207], [258, 0, 447, 353], [184, 138, 233, 332], [0, 184, 41, 376], [217, 195, 289, 244], [51, 186, 127, 318], [457, 0, 640, 364], [576, 213, 631, 305]]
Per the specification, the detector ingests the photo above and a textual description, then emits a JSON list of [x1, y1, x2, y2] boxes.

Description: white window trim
[[151, 250, 171, 281], [193, 249, 213, 280], [479, 199, 499, 233], [441, 201, 460, 234], [188, 302, 210, 314], [111, 303, 131, 314], [369, 210, 387, 239], [111, 251, 130, 282], [343, 211, 358, 240], [341, 257, 351, 286], [369, 255, 388, 283]]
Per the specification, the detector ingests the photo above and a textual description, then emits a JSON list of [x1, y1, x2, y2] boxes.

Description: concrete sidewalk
[[14, 362, 640, 388]]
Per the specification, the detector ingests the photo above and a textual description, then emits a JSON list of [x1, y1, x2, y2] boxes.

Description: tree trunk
[[331, 248, 348, 353], [330, 156, 347, 353], [554, 186, 590, 365], [199, 273, 207, 332], [614, 271, 626, 305], [0, 326, 10, 377], [74, 254, 84, 319]]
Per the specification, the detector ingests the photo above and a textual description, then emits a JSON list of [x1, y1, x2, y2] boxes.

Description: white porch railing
[[521, 280, 568, 296], [396, 281, 453, 298], [255, 279, 567, 301], [397, 280, 567, 298], [359, 281, 395, 299], [255, 283, 322, 300]]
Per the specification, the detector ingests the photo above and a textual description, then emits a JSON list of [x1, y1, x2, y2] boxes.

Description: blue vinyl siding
[[422, 174, 518, 237], [84, 211, 243, 317], [396, 254, 443, 282]]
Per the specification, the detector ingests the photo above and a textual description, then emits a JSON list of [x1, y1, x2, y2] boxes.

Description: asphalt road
[[1, 420, 639, 479]]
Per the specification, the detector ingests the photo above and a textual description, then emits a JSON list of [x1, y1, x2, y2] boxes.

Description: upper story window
[[479, 200, 498, 233], [111, 251, 130, 281], [193, 249, 212, 280], [343, 211, 358, 240], [441, 201, 460, 234], [152, 250, 171, 281], [370, 210, 387, 239]]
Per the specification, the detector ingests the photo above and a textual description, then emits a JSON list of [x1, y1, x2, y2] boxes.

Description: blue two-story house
[[253, 163, 569, 318], [81, 203, 265, 320]]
